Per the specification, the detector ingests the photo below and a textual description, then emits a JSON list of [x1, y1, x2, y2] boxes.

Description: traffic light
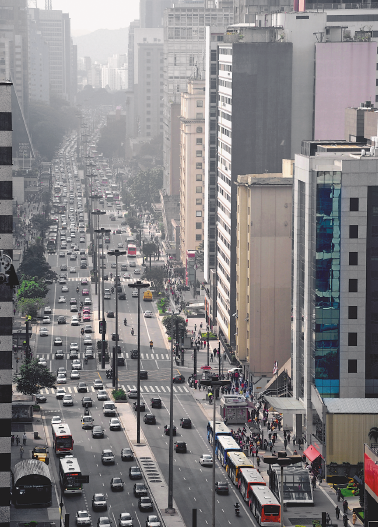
[[99, 320, 107, 334]]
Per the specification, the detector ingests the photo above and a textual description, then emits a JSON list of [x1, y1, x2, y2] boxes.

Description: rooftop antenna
[[45, 0, 52, 9]]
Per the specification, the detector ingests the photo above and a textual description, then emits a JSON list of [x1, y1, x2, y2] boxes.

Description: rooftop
[[324, 398, 378, 414]]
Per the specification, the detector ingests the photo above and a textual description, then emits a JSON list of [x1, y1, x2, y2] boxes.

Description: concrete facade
[[179, 79, 205, 263], [28, 17, 49, 104]]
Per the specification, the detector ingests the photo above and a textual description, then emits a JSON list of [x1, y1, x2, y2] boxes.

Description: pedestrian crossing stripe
[[36, 352, 171, 360], [41, 384, 189, 395]]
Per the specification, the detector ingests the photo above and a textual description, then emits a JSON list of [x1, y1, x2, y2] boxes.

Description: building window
[[196, 127, 203, 133], [196, 150, 202, 157], [349, 279, 358, 292], [196, 138, 202, 145], [348, 359, 358, 373], [196, 222, 202, 229], [349, 252, 358, 265], [197, 100, 203, 107], [350, 198, 359, 211], [196, 174, 202, 181], [146, 96, 151, 100], [196, 163, 202, 169], [348, 333, 357, 346], [196, 198, 202, 205], [196, 234, 202, 241], [348, 306, 358, 319], [349, 225, 358, 238], [196, 113, 203, 119], [196, 211, 202, 217], [196, 186, 202, 193]]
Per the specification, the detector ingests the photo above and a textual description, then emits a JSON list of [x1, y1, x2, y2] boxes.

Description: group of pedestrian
[[11, 433, 27, 446], [335, 499, 358, 525]]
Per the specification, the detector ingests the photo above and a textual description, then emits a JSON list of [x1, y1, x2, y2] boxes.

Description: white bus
[[59, 457, 83, 494]]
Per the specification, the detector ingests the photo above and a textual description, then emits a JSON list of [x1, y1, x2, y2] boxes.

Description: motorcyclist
[[234, 503, 240, 516], [131, 328, 134, 336], [76, 286, 79, 293], [150, 341, 153, 348], [124, 318, 127, 326]]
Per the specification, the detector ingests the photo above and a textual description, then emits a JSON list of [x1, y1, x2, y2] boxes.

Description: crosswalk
[[36, 352, 171, 360], [40, 384, 190, 394]]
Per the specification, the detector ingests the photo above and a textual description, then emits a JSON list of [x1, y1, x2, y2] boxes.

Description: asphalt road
[[19, 149, 258, 527]]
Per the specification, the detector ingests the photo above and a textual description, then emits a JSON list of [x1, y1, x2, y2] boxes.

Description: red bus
[[51, 423, 74, 455], [238, 467, 266, 501], [128, 244, 137, 257], [248, 486, 281, 526]]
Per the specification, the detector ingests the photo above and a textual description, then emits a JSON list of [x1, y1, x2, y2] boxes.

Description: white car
[[54, 337, 63, 346], [38, 358, 47, 367], [84, 298, 92, 305], [61, 285, 69, 292], [42, 316, 51, 324], [44, 306, 52, 314], [71, 317, 79, 326], [97, 390, 108, 401], [72, 359, 82, 370], [144, 311, 153, 318], [132, 290, 138, 298], [70, 342, 79, 351], [58, 296, 66, 303], [199, 454, 213, 467], [69, 267, 76, 273], [128, 389, 138, 399], [39, 327, 49, 336], [70, 370, 80, 380], [57, 374, 67, 384], [76, 511, 91, 526], [63, 394, 73, 406], [83, 337, 92, 346], [51, 416, 62, 425]]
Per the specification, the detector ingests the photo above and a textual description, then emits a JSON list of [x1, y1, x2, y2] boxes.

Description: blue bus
[[207, 420, 232, 444], [216, 435, 241, 466]]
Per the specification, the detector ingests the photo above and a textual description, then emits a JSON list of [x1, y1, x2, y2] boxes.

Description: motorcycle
[[150, 341, 153, 349], [76, 286, 79, 293], [84, 357, 88, 365], [234, 504, 240, 517]]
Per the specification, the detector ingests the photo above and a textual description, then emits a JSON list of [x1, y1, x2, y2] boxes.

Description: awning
[[303, 444, 323, 463], [264, 396, 306, 415]]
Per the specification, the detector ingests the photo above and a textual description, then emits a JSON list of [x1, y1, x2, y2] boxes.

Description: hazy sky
[[48, 0, 140, 33]]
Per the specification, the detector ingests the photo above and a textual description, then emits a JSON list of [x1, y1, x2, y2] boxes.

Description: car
[[121, 447, 134, 461], [57, 316, 66, 325], [97, 389, 107, 401], [97, 517, 111, 527], [83, 307, 91, 314], [54, 336, 63, 346], [164, 424, 176, 436], [109, 418, 122, 431], [92, 493, 107, 511], [76, 511, 91, 526], [134, 269, 141, 275], [150, 398, 162, 409], [39, 327, 49, 336], [133, 482, 148, 497], [131, 290, 138, 298], [82, 415, 94, 429], [57, 366, 66, 375], [82, 314, 91, 322], [61, 285, 69, 292], [56, 388, 66, 399], [92, 425, 104, 438], [140, 370, 148, 380], [175, 441, 187, 453], [63, 394, 73, 406], [145, 516, 161, 527], [143, 414, 156, 425], [82, 288, 89, 296], [70, 305, 78, 312], [84, 325, 93, 333], [32, 445, 49, 464], [70, 254, 77, 261], [71, 370, 80, 380], [107, 311, 115, 318], [59, 252, 65, 258], [78, 383, 88, 393], [44, 306, 52, 314], [81, 262, 88, 269], [110, 477, 124, 491], [85, 348, 94, 359], [84, 298, 92, 305], [199, 454, 213, 467], [94, 379, 104, 390], [119, 513, 133, 527], [215, 481, 229, 494], [70, 267, 76, 273], [71, 316, 79, 326], [70, 342, 79, 351], [138, 496, 153, 512], [130, 350, 139, 359], [55, 350, 64, 359], [129, 261, 136, 267], [173, 374, 185, 384], [81, 278, 88, 285], [129, 466, 142, 480], [38, 358, 47, 367], [101, 449, 115, 464], [123, 273, 131, 279], [59, 278, 66, 284], [84, 337, 92, 346], [35, 394, 47, 403], [133, 401, 145, 412], [69, 349, 78, 359], [143, 311, 153, 319], [51, 416, 61, 425], [60, 264, 67, 271], [72, 359, 82, 370], [57, 374, 67, 384], [180, 417, 192, 429], [118, 293, 127, 300], [111, 263, 117, 269], [128, 388, 138, 399]]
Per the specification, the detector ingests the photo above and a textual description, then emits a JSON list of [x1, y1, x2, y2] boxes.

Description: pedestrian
[[343, 499, 348, 514], [15, 435, 20, 446], [19, 446, 24, 459], [11, 434, 14, 446], [335, 506, 340, 520], [194, 324, 197, 332], [337, 488, 341, 502], [352, 512, 357, 525], [343, 514, 348, 527], [256, 456, 260, 467], [22, 433, 27, 445]]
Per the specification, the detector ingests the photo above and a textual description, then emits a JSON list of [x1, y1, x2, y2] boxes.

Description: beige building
[[235, 169, 293, 389], [179, 79, 205, 264]]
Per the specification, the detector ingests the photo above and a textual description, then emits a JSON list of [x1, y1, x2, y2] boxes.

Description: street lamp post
[[90, 201, 103, 295], [128, 279, 149, 443], [200, 378, 231, 527], [166, 319, 175, 513], [95, 227, 111, 369], [207, 324, 210, 366], [108, 249, 126, 390]]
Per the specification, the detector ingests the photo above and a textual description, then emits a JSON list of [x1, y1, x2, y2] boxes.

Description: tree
[[13, 359, 56, 396], [17, 298, 46, 319], [144, 266, 166, 294], [17, 278, 48, 300], [162, 314, 186, 336], [368, 426, 378, 444], [18, 243, 57, 282], [30, 214, 53, 239], [195, 241, 204, 271]]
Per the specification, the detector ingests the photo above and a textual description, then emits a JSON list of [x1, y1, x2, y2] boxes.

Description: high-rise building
[[0, 80, 14, 527], [179, 78, 205, 262], [28, 17, 49, 103], [216, 28, 293, 349], [140, 0, 173, 28], [128, 19, 140, 92]]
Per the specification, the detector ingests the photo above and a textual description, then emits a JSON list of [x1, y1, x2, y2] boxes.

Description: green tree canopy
[[18, 243, 57, 282], [143, 242, 158, 257], [124, 167, 163, 211], [17, 298, 46, 319], [30, 214, 53, 238], [17, 278, 48, 300], [13, 359, 56, 396], [144, 266, 166, 294], [195, 241, 204, 271], [162, 314, 186, 337]]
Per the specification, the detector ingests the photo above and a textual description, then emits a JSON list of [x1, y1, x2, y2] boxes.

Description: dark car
[[92, 426, 105, 438], [180, 417, 192, 429], [130, 349, 139, 359], [143, 414, 156, 425], [78, 382, 88, 393], [118, 293, 126, 300], [110, 477, 124, 491], [173, 374, 185, 384], [138, 496, 153, 512], [36, 394, 47, 403], [140, 370, 148, 380], [107, 311, 115, 318], [133, 401, 146, 412], [133, 482, 148, 497], [164, 424, 176, 436], [129, 466, 142, 480], [82, 396, 93, 407], [175, 441, 187, 453], [150, 398, 162, 409], [121, 448, 134, 461], [215, 481, 229, 494], [57, 316, 66, 324], [92, 493, 107, 511]]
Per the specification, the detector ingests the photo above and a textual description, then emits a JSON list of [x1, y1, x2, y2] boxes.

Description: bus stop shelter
[[12, 460, 52, 507]]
